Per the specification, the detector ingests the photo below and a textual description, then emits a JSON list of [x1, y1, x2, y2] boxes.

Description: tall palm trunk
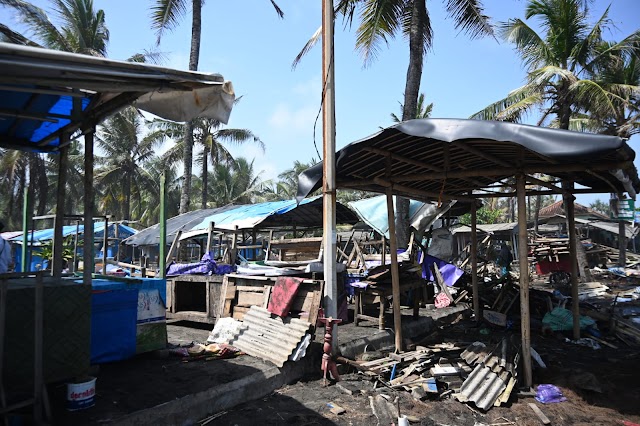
[[179, 0, 202, 214], [201, 145, 209, 209], [123, 172, 131, 221], [395, 0, 426, 249]]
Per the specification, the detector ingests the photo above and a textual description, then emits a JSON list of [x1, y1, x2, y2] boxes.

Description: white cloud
[[292, 74, 321, 96], [267, 103, 317, 132]]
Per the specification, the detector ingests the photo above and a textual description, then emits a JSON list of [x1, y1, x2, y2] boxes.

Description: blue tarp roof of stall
[[9, 222, 137, 244]]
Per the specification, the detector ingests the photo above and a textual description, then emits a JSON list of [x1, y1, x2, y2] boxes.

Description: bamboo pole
[[517, 174, 532, 388], [21, 188, 30, 272], [471, 201, 479, 321], [385, 188, 403, 352], [564, 186, 580, 340]]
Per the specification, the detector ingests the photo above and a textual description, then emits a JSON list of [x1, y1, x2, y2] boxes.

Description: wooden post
[[381, 235, 386, 266], [83, 130, 94, 285], [471, 201, 480, 321], [159, 172, 167, 278], [206, 221, 215, 254], [21, 188, 31, 273], [563, 183, 580, 340], [230, 226, 238, 265], [516, 174, 532, 388], [33, 272, 43, 423], [52, 138, 68, 278], [385, 188, 403, 352], [252, 228, 257, 260], [166, 230, 182, 265], [102, 216, 108, 275], [618, 194, 627, 266]]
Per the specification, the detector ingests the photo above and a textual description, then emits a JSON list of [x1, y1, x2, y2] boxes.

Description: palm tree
[[151, 0, 284, 215], [0, 0, 109, 55], [209, 157, 264, 206], [295, 0, 493, 247], [94, 107, 165, 221], [470, 0, 639, 130], [390, 92, 433, 123], [471, 0, 640, 279], [155, 116, 264, 209]]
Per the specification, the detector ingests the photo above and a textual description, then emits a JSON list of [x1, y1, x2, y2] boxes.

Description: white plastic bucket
[[66, 377, 96, 411]]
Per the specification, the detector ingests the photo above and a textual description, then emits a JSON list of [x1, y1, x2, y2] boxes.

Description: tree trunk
[[202, 146, 209, 210], [179, 0, 202, 215], [123, 172, 131, 221], [395, 0, 426, 249]]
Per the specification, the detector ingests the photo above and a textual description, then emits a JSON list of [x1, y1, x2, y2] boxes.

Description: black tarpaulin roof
[[297, 118, 640, 202]]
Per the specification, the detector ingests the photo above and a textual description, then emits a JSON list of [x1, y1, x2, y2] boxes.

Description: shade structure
[[124, 197, 360, 246], [0, 42, 235, 152], [296, 118, 640, 202]]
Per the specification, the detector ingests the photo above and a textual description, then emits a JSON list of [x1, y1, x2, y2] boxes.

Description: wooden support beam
[[83, 130, 94, 285], [563, 182, 580, 341], [166, 230, 182, 265], [471, 202, 480, 321], [516, 174, 532, 388], [386, 187, 403, 353], [390, 161, 631, 182], [102, 216, 108, 275], [452, 141, 511, 168], [52, 136, 68, 278], [372, 177, 474, 202]]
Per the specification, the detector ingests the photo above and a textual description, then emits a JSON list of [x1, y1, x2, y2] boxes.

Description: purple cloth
[[421, 254, 464, 287], [535, 384, 566, 404], [166, 252, 227, 276]]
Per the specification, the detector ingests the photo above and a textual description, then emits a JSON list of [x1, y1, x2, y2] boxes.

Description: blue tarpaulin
[[9, 222, 137, 245]]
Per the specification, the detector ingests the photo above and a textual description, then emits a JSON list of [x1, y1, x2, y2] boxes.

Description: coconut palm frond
[[292, 26, 322, 69], [444, 0, 494, 40], [355, 0, 404, 66], [150, 0, 187, 45]]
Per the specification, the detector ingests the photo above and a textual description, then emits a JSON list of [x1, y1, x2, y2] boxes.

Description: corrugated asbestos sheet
[[455, 340, 518, 410], [228, 306, 311, 367]]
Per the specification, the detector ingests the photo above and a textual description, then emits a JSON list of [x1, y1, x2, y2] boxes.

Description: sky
[[2, 0, 640, 208]]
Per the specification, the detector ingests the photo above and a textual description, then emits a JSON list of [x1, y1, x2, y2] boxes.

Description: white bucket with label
[[66, 377, 96, 411]]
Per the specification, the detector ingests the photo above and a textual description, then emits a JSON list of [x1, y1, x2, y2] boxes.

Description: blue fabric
[[190, 197, 319, 231], [165, 252, 236, 276], [348, 195, 426, 238], [90, 288, 138, 364], [8, 222, 136, 243], [422, 253, 464, 287]]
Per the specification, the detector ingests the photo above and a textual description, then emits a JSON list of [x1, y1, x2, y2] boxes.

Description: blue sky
[[2, 0, 639, 207]]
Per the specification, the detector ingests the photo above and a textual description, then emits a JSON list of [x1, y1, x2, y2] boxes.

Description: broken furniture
[[166, 274, 225, 324], [219, 273, 323, 326], [353, 279, 424, 329]]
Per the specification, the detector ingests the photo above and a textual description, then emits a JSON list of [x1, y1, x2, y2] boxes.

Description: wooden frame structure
[[297, 118, 640, 388]]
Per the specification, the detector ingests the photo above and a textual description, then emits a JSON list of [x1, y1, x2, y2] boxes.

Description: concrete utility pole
[[321, 0, 338, 325]]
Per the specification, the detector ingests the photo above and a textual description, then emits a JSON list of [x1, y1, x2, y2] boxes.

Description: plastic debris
[[565, 337, 601, 350], [535, 384, 566, 404]]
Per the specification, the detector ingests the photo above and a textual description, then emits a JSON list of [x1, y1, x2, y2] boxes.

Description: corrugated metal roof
[[9, 222, 136, 245], [228, 306, 311, 367], [538, 200, 608, 219]]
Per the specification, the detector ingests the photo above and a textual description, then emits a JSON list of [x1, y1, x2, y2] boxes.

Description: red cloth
[[267, 276, 303, 317]]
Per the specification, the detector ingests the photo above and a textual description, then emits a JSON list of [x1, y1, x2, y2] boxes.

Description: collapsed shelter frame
[[297, 118, 640, 389]]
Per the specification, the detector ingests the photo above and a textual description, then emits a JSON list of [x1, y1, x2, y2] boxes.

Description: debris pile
[[348, 338, 520, 412]]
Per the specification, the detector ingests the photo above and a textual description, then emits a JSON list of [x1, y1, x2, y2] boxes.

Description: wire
[[312, 47, 334, 161]]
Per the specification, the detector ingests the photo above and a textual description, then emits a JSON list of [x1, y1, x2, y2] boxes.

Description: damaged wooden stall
[[0, 44, 235, 422], [296, 118, 640, 388], [125, 197, 359, 324]]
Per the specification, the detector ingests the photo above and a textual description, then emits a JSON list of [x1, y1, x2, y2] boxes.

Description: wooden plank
[[237, 291, 265, 307], [291, 291, 315, 313], [262, 285, 272, 309], [528, 403, 551, 425]]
